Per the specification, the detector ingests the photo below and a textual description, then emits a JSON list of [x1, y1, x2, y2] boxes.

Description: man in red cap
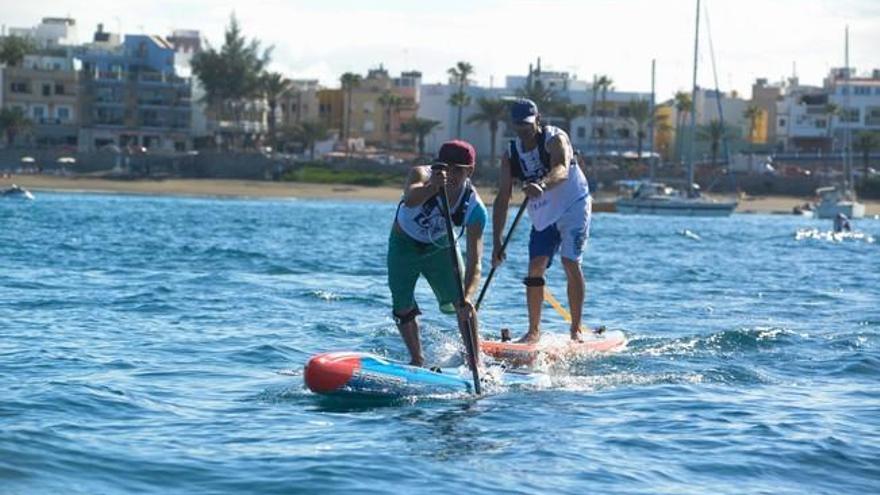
[[387, 140, 488, 367]]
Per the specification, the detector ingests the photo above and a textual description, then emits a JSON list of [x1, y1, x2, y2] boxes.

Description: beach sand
[[4, 174, 879, 216]]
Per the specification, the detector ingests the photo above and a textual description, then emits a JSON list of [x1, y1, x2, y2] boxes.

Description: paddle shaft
[[475, 198, 529, 311], [437, 178, 481, 395]]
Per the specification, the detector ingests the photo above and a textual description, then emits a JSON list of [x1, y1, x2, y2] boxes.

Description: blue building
[[77, 27, 192, 151]]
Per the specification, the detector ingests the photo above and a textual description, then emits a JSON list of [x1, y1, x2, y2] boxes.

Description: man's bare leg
[[519, 256, 549, 343], [562, 257, 585, 341], [395, 307, 424, 366]]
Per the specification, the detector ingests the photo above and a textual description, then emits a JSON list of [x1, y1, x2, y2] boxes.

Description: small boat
[[615, 181, 737, 217], [1, 184, 34, 200], [814, 186, 865, 219]]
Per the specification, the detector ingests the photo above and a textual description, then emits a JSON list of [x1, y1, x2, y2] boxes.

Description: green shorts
[[387, 228, 462, 315]]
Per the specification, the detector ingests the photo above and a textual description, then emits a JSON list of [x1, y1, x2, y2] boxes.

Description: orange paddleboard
[[480, 329, 626, 367]]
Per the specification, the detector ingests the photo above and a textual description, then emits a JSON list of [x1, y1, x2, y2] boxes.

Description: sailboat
[[815, 26, 866, 220], [616, 0, 737, 217]]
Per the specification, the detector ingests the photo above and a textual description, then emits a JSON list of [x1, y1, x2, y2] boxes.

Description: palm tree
[[822, 103, 840, 151], [402, 118, 442, 157], [0, 107, 33, 147], [551, 101, 586, 137], [853, 130, 880, 186], [340, 72, 362, 148], [378, 91, 404, 150], [697, 120, 727, 168], [674, 91, 692, 164], [261, 72, 290, 149], [743, 104, 761, 145], [447, 61, 474, 138], [626, 99, 653, 172], [466, 97, 509, 167], [595, 75, 614, 159], [295, 121, 330, 160]]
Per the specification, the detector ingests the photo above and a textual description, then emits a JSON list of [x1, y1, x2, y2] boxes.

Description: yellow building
[[333, 66, 421, 150], [653, 102, 675, 162]]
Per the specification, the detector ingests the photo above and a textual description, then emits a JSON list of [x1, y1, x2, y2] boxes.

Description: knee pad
[[393, 307, 421, 326], [522, 276, 545, 287]]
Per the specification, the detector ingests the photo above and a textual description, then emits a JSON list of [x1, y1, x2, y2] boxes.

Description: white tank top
[[396, 168, 481, 245], [513, 125, 588, 231]]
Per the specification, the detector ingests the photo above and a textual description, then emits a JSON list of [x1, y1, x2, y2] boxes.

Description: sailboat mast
[[649, 58, 656, 182], [844, 25, 853, 192], [687, 0, 701, 196]]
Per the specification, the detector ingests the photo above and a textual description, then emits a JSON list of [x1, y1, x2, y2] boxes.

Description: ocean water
[[1, 192, 878, 494]]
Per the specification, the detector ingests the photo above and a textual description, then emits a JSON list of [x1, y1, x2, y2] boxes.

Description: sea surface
[[2, 192, 878, 494]]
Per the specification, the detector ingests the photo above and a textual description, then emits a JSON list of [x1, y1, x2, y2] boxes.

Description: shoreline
[[4, 175, 879, 216]]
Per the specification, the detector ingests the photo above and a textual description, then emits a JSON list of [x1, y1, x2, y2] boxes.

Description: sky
[[3, 0, 880, 101]]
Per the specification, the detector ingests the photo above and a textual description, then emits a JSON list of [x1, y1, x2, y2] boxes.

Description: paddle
[[434, 164, 481, 395], [475, 197, 529, 311]]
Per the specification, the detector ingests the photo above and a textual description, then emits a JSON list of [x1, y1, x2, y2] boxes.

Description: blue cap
[[511, 98, 538, 124]]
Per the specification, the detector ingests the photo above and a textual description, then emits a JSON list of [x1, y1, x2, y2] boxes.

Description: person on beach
[[388, 140, 487, 367], [491, 98, 592, 343]]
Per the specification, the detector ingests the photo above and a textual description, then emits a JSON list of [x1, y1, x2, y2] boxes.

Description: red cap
[[438, 140, 476, 167]]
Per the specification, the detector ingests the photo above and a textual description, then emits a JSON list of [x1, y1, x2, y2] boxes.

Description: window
[[779, 119, 786, 127], [841, 108, 860, 123], [866, 107, 880, 126], [577, 126, 586, 138], [43, 84, 51, 96], [57, 107, 71, 121], [33, 106, 46, 121], [55, 83, 65, 95], [815, 119, 826, 129], [11, 82, 28, 93], [363, 119, 374, 132], [854, 86, 870, 96]]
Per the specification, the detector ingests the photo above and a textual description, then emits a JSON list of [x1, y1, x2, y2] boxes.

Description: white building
[[418, 64, 651, 162], [775, 68, 880, 153], [8, 17, 78, 47]]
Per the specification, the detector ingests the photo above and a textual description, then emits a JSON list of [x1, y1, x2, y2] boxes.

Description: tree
[[261, 71, 290, 149], [191, 14, 273, 148], [551, 101, 586, 136], [626, 99, 653, 172], [447, 61, 473, 138], [822, 103, 840, 150], [697, 120, 727, 168], [340, 72, 362, 150], [402, 118, 442, 157], [594, 75, 614, 160], [467, 97, 508, 167], [0, 107, 33, 147], [293, 121, 330, 160], [0, 35, 35, 67], [743, 104, 761, 144], [853, 130, 880, 186], [378, 90, 404, 150], [674, 91, 693, 163]]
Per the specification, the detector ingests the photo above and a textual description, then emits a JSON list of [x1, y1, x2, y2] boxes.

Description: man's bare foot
[[517, 331, 541, 344], [570, 327, 584, 342]]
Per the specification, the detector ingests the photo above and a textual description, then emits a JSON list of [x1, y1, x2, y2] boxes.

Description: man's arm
[[402, 165, 443, 207], [542, 133, 572, 190], [463, 221, 484, 303]]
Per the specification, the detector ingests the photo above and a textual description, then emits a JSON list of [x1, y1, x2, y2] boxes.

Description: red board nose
[[304, 353, 362, 393]]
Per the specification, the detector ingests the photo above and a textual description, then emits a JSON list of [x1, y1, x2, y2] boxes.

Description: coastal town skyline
[[4, 0, 880, 100]]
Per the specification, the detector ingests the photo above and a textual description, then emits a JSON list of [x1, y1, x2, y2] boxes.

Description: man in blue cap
[[491, 98, 592, 343]]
